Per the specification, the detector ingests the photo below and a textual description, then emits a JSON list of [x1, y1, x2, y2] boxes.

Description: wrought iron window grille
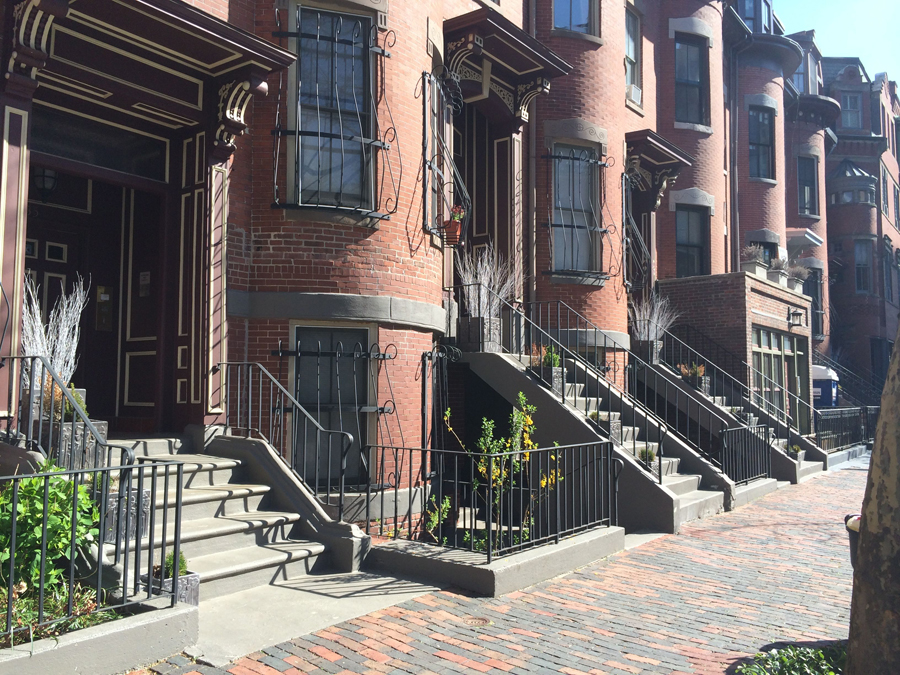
[[623, 171, 652, 294], [420, 70, 471, 246], [544, 146, 610, 280], [271, 6, 401, 224]]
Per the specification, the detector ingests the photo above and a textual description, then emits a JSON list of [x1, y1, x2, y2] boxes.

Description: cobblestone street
[[138, 460, 867, 675]]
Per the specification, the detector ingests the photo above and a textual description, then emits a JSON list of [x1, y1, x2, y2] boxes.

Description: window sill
[[625, 98, 645, 116], [750, 177, 778, 186], [549, 28, 604, 46], [544, 271, 608, 287], [275, 203, 382, 229], [798, 213, 821, 221], [674, 121, 713, 135]]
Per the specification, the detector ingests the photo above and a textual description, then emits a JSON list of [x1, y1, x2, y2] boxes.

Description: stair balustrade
[[812, 350, 884, 407], [219, 362, 355, 520], [529, 302, 771, 485], [452, 284, 669, 482], [0, 355, 135, 469]]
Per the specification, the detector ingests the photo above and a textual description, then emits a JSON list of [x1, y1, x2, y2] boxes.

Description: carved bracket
[[627, 155, 679, 213], [516, 77, 550, 122], [212, 72, 267, 162], [6, 0, 70, 96], [446, 32, 483, 78]]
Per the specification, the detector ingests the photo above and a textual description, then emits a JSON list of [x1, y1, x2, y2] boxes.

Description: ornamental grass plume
[[456, 242, 515, 317], [629, 293, 678, 342]]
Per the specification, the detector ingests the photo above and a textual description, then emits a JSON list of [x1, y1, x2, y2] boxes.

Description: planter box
[[103, 488, 151, 544], [685, 374, 711, 396], [32, 419, 109, 469], [634, 340, 661, 365], [788, 449, 806, 462], [788, 277, 804, 292], [741, 260, 769, 278], [458, 316, 501, 353], [141, 570, 200, 606], [766, 269, 789, 287], [530, 366, 564, 395]]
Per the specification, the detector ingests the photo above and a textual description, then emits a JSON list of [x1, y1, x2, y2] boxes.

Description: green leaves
[[736, 643, 847, 675]]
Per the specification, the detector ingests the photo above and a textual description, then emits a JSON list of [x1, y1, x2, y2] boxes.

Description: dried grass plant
[[22, 274, 90, 390], [629, 293, 679, 342], [456, 242, 515, 317]]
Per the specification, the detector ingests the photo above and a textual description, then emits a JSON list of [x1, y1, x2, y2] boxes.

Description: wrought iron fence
[[721, 424, 771, 485], [452, 284, 669, 482], [0, 355, 134, 470], [815, 406, 880, 453], [220, 362, 355, 519], [1, 460, 184, 648], [362, 442, 620, 562]]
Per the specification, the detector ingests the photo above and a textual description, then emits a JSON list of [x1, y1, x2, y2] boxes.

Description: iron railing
[[815, 406, 880, 453], [1, 460, 184, 648], [0, 356, 135, 470], [453, 284, 669, 482], [220, 362, 355, 520], [670, 324, 749, 386], [721, 424, 770, 485], [813, 350, 884, 406], [362, 441, 620, 563]]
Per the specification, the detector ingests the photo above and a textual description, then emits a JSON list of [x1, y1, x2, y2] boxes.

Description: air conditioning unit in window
[[626, 84, 642, 107]]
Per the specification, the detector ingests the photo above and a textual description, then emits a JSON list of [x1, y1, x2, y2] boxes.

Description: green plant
[[678, 363, 706, 378], [423, 495, 452, 543], [163, 550, 188, 578], [735, 643, 847, 675], [639, 446, 656, 464], [64, 383, 89, 419], [542, 346, 561, 368], [0, 459, 99, 588]]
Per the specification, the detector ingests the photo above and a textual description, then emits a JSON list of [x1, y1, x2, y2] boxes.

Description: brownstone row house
[[0, 0, 890, 652]]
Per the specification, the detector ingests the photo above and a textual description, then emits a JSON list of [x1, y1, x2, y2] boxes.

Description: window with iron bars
[[803, 269, 825, 338], [548, 145, 605, 274], [421, 71, 470, 243], [272, 6, 400, 221]]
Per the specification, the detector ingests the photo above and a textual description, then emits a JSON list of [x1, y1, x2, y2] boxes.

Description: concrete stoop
[[825, 444, 869, 469], [364, 526, 626, 597], [733, 478, 779, 508]]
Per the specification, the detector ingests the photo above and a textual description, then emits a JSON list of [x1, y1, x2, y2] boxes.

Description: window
[[740, 0, 756, 31], [803, 269, 824, 337], [895, 185, 900, 228], [842, 93, 861, 128], [798, 156, 818, 215], [675, 34, 708, 125], [294, 9, 373, 209], [856, 240, 872, 293], [675, 206, 707, 277], [749, 107, 774, 179], [551, 144, 602, 272], [554, 0, 591, 34], [761, 1, 772, 33], [791, 52, 807, 93], [883, 168, 891, 214], [625, 10, 641, 88], [840, 190, 854, 204], [885, 254, 894, 303]]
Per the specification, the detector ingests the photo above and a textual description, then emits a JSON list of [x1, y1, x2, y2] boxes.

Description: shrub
[[678, 363, 705, 378], [542, 346, 561, 368], [639, 446, 656, 464], [769, 257, 788, 271], [741, 244, 766, 263], [163, 550, 188, 578], [735, 643, 847, 675], [788, 265, 810, 281]]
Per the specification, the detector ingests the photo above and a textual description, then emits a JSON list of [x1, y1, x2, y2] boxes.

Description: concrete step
[[155, 483, 271, 521], [733, 477, 779, 508], [586, 409, 621, 424], [140, 454, 245, 488], [662, 473, 702, 496], [109, 437, 192, 458], [193, 539, 328, 601], [675, 488, 724, 524], [798, 460, 824, 482], [660, 456, 681, 475], [135, 510, 304, 559]]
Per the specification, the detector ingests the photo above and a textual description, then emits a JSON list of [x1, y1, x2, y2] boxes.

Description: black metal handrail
[[0, 355, 135, 470], [721, 424, 771, 485], [813, 350, 884, 406], [815, 406, 880, 453], [220, 362, 355, 520], [671, 324, 749, 385], [527, 301, 742, 478], [362, 441, 621, 563], [452, 284, 668, 482], [1, 460, 184, 648]]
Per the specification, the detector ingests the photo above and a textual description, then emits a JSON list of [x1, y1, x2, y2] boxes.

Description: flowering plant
[[450, 204, 466, 222]]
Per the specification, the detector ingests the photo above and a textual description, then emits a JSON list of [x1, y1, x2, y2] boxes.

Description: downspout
[[527, 0, 538, 304], [730, 34, 753, 272]]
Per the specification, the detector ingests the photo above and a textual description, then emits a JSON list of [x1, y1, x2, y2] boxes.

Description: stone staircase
[[110, 436, 330, 602]]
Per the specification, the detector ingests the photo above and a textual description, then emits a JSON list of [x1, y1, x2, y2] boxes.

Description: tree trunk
[[846, 342, 900, 674]]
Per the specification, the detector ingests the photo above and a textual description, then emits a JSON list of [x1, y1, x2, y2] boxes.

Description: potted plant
[[766, 257, 789, 287], [638, 445, 656, 467], [740, 244, 769, 277], [787, 444, 806, 462], [629, 293, 678, 365], [787, 264, 809, 293], [142, 551, 200, 606], [443, 204, 466, 246], [456, 243, 515, 352], [528, 344, 564, 394], [678, 362, 710, 396]]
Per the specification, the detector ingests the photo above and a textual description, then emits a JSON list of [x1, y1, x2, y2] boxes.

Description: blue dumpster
[[813, 365, 840, 408]]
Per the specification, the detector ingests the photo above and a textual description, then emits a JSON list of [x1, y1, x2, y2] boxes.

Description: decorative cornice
[[5, 0, 70, 96], [516, 77, 550, 122], [446, 32, 483, 78]]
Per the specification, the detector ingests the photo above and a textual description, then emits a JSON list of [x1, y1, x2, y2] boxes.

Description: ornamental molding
[[6, 0, 70, 96], [212, 73, 267, 162], [669, 187, 716, 216]]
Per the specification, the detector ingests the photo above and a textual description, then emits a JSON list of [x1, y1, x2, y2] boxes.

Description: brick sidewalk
[[136, 465, 866, 675]]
